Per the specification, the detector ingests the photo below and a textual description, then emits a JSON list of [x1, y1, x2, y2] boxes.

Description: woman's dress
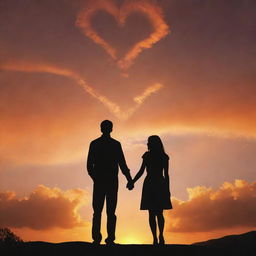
[[140, 151, 172, 210]]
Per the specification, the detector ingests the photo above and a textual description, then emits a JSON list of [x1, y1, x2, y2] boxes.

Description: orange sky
[[0, 0, 256, 244]]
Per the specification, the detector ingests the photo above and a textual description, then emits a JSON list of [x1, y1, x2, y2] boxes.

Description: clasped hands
[[126, 180, 135, 190]]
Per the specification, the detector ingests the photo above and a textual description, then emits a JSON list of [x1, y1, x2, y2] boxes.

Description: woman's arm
[[163, 159, 170, 194], [132, 160, 146, 184]]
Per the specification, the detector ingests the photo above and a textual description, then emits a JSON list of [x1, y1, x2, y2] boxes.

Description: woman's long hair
[[147, 135, 166, 154]]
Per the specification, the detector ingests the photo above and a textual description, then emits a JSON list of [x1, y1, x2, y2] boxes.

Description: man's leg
[[105, 181, 118, 244], [92, 182, 105, 244]]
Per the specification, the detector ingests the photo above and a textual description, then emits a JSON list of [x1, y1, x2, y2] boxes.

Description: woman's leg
[[156, 210, 165, 244], [148, 210, 158, 244]]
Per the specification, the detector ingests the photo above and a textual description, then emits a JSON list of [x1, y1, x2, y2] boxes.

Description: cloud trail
[[134, 83, 163, 104], [76, 0, 170, 70], [76, 0, 118, 60], [118, 0, 170, 70], [1, 60, 163, 120]]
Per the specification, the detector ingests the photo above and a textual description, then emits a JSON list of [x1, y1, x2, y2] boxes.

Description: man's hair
[[100, 120, 113, 133]]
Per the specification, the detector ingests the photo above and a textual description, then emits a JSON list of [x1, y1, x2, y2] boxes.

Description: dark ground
[[1, 231, 255, 256]]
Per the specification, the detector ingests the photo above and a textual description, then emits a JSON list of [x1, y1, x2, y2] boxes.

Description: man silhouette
[[87, 120, 133, 245]]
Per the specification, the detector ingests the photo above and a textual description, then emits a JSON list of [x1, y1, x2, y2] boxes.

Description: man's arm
[[87, 142, 95, 180], [118, 142, 133, 183]]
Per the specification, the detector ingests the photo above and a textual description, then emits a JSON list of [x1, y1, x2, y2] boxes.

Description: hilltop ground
[[1, 231, 255, 256]]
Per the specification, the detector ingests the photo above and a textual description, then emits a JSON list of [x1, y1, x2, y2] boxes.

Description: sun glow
[[120, 236, 144, 245]]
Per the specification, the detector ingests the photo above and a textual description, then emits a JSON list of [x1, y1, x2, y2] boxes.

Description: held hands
[[126, 180, 134, 191]]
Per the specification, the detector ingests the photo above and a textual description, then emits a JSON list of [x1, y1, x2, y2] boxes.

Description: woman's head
[[147, 135, 165, 153]]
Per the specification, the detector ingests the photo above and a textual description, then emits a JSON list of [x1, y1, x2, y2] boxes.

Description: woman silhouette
[[128, 135, 172, 245]]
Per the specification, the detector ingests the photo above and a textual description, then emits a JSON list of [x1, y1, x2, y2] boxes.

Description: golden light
[[119, 236, 144, 245]]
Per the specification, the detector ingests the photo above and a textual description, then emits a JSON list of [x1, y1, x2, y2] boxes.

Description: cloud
[[122, 76, 256, 138], [0, 185, 88, 230], [166, 180, 256, 232], [0, 59, 164, 164], [117, 0, 170, 70], [109, 82, 164, 120], [76, 0, 170, 70], [134, 83, 163, 104], [1, 0, 255, 141], [0, 60, 121, 116], [76, 0, 117, 60], [1, 60, 163, 120]]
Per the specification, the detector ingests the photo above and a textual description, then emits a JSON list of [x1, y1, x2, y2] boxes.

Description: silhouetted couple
[[87, 120, 172, 245]]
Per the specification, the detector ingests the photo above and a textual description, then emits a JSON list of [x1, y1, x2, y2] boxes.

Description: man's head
[[100, 120, 113, 134]]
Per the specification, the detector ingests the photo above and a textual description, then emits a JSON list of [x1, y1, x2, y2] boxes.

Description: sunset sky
[[0, 0, 256, 244]]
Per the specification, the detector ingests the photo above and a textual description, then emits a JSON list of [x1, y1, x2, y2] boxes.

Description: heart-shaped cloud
[[76, 0, 170, 70], [1, 60, 163, 120]]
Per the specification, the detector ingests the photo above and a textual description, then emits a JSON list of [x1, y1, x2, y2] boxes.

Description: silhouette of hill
[[193, 230, 256, 255], [0, 231, 255, 256]]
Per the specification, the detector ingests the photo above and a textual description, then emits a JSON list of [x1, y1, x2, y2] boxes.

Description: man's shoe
[[105, 238, 116, 246], [92, 240, 101, 245]]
